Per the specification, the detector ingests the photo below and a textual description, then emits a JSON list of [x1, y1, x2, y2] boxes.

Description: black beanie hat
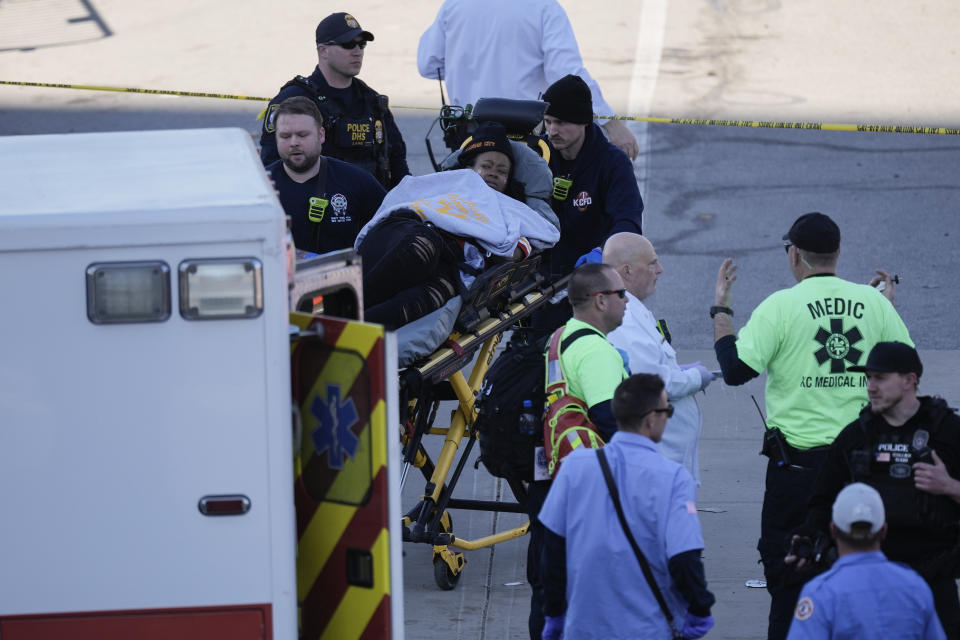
[[543, 74, 593, 125], [458, 121, 514, 167]]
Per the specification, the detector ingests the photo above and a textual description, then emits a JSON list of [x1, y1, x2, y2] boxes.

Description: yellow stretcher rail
[[4, 79, 960, 136]]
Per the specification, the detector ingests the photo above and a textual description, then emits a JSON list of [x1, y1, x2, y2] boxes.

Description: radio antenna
[[437, 67, 447, 106]]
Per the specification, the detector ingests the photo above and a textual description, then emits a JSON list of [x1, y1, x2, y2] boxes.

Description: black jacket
[[544, 123, 643, 278]]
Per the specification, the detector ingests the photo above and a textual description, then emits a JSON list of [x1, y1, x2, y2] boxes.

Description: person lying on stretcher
[[355, 121, 559, 329]]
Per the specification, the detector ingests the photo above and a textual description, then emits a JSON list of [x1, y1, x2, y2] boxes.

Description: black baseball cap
[[848, 341, 923, 377], [782, 212, 841, 253], [316, 12, 374, 45]]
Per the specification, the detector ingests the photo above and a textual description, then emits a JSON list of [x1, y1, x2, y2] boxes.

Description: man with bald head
[[604, 232, 715, 485]]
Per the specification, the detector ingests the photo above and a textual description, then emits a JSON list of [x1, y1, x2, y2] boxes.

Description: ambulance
[[0, 128, 403, 639]]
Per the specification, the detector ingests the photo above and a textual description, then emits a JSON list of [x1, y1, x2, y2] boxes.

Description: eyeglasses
[[587, 289, 626, 299], [326, 40, 367, 50], [646, 404, 674, 418], [783, 241, 793, 253]]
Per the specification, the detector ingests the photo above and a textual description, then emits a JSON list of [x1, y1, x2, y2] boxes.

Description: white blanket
[[354, 169, 560, 258]]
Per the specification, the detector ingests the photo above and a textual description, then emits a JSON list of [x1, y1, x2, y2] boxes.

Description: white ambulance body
[[0, 128, 307, 638]]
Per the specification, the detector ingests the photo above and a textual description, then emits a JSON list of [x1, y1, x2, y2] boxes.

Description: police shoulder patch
[[264, 104, 280, 134], [794, 596, 814, 621]]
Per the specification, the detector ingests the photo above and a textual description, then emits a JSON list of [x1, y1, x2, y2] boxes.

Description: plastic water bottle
[[518, 400, 537, 436]]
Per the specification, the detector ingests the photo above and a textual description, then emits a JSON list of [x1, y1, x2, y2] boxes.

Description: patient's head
[[458, 121, 514, 193]]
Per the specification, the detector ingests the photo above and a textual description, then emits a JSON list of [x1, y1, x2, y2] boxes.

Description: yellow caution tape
[[601, 115, 960, 136], [3, 80, 959, 135], [0, 79, 271, 102]]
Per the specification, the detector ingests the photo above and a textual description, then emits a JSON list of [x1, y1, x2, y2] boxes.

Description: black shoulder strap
[[284, 75, 319, 96], [314, 156, 329, 200], [284, 75, 343, 121], [352, 77, 387, 115], [560, 327, 598, 353], [597, 448, 681, 638], [310, 158, 330, 251]]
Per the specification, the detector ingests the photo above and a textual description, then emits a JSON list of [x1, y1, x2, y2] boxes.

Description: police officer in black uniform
[[259, 12, 409, 189], [268, 96, 386, 256], [792, 342, 960, 639]]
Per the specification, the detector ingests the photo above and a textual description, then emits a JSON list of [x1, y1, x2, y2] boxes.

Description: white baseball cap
[[832, 482, 885, 539]]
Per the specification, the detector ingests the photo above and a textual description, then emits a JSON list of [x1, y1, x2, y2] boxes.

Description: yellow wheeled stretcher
[[397, 254, 568, 590]]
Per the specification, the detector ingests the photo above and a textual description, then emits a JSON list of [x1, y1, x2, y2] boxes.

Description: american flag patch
[[687, 501, 697, 514], [876, 452, 891, 462]]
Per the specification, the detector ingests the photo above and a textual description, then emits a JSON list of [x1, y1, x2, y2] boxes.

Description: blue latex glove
[[615, 347, 630, 372], [542, 615, 565, 640], [679, 361, 701, 371], [693, 364, 713, 392], [681, 612, 714, 639], [574, 247, 602, 268]]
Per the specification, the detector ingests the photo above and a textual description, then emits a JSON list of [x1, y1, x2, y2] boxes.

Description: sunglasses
[[648, 404, 675, 418], [587, 288, 627, 299], [326, 40, 367, 50], [783, 240, 793, 253]]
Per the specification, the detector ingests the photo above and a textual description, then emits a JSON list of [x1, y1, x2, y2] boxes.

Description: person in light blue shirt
[[538, 373, 715, 640], [786, 482, 945, 640]]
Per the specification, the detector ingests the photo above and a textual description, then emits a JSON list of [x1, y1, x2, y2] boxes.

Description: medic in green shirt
[[709, 211, 912, 640]]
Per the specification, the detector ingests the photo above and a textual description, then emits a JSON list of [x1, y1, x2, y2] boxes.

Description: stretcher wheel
[[433, 553, 462, 590]]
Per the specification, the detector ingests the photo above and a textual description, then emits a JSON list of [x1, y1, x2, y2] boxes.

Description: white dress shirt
[[417, 0, 615, 121]]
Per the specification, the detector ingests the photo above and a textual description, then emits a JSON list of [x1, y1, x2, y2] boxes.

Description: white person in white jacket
[[603, 232, 717, 485]]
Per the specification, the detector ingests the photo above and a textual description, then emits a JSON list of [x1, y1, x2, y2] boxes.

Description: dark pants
[[357, 213, 460, 329], [526, 480, 551, 640], [927, 575, 960, 639], [758, 449, 829, 640]]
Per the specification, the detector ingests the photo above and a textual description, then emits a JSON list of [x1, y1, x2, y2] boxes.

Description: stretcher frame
[[398, 256, 569, 589]]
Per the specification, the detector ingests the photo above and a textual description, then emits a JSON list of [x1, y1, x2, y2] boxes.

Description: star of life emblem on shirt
[[813, 318, 863, 373]]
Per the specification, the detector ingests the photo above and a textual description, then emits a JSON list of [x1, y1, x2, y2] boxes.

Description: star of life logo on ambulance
[[572, 191, 592, 211]]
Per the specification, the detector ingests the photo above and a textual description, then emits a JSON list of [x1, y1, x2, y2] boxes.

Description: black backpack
[[475, 329, 593, 482]]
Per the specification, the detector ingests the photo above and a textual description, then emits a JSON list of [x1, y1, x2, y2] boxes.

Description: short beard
[[869, 398, 896, 416], [282, 150, 321, 175]]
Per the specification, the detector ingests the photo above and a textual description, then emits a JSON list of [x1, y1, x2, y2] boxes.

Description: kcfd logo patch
[[572, 191, 592, 210], [329, 193, 351, 222], [813, 318, 864, 373]]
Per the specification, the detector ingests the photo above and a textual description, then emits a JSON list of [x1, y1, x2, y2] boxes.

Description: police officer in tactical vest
[[789, 342, 960, 639], [259, 12, 410, 189]]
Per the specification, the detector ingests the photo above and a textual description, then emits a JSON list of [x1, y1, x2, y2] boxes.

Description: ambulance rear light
[[86, 261, 171, 324], [179, 258, 263, 320], [198, 494, 251, 516]]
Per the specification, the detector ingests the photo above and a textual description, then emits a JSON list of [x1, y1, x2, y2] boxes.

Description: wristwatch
[[710, 305, 733, 318]]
